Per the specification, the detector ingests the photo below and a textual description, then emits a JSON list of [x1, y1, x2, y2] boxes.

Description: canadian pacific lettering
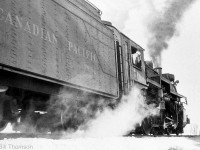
[[0, 7, 96, 62], [65, 40, 96, 62], [0, 8, 57, 45]]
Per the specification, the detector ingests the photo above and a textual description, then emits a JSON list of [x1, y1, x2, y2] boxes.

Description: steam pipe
[[154, 67, 162, 76], [154, 67, 163, 98]]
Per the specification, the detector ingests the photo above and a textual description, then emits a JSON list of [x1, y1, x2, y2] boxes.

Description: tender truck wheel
[[142, 118, 152, 135], [0, 120, 8, 131], [0, 93, 12, 131]]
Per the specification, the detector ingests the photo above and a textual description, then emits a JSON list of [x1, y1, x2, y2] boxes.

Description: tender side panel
[[67, 0, 101, 20], [0, 0, 118, 97]]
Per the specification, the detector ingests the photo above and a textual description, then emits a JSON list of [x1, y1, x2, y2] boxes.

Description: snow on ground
[[0, 137, 199, 150]]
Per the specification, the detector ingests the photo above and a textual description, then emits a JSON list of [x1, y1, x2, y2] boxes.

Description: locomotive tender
[[0, 0, 189, 135]]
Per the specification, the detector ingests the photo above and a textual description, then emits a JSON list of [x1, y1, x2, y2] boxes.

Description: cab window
[[131, 46, 142, 69]]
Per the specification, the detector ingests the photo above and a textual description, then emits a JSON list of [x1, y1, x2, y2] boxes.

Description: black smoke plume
[[147, 0, 196, 67]]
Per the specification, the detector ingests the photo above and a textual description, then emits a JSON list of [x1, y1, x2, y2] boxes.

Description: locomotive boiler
[[0, 0, 189, 135]]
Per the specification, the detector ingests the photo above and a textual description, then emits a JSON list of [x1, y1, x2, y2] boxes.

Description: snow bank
[[0, 137, 199, 150]]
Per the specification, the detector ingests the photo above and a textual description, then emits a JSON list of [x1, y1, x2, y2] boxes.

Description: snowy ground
[[0, 124, 200, 150], [0, 136, 200, 150]]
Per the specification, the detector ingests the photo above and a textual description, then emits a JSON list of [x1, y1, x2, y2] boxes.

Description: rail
[[0, 133, 199, 139]]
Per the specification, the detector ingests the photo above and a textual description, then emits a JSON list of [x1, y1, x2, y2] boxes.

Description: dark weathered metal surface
[[145, 65, 161, 86], [0, 0, 118, 97]]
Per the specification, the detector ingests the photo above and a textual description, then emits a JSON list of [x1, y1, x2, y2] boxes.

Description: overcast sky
[[89, 0, 200, 127]]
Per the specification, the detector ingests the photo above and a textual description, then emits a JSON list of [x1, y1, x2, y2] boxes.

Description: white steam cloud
[[66, 86, 158, 138]]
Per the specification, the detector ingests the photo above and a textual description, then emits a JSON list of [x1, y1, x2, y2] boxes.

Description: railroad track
[[0, 133, 65, 140], [0, 133, 199, 140]]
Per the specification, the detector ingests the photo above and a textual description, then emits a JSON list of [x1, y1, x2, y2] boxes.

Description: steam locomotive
[[0, 0, 189, 135]]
